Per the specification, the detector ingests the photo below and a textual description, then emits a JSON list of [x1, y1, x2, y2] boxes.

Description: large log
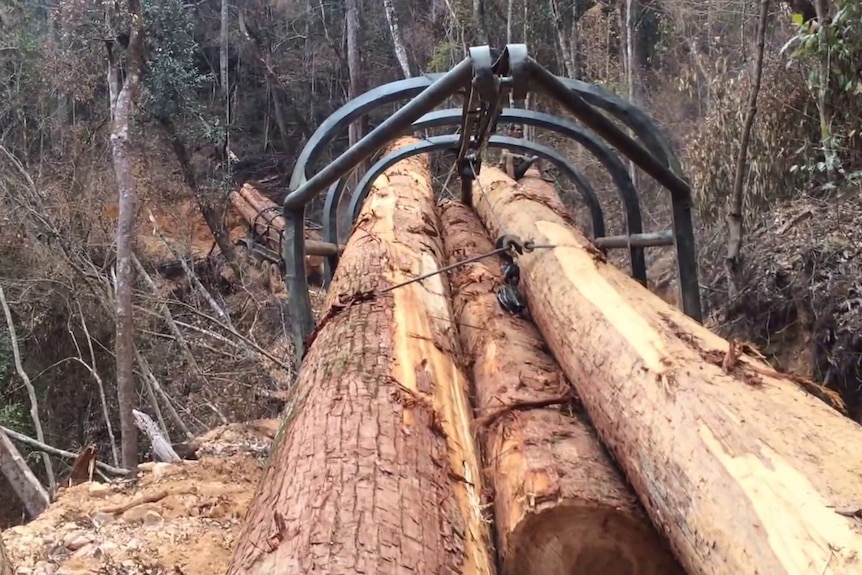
[[438, 199, 685, 575], [470, 167, 862, 575], [227, 137, 494, 575]]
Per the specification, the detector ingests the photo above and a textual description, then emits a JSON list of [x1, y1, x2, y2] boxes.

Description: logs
[[227, 137, 493, 575], [439, 199, 684, 575], [229, 184, 339, 283], [470, 166, 862, 575]]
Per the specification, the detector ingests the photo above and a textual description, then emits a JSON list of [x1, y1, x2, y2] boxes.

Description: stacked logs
[[228, 155, 862, 575]]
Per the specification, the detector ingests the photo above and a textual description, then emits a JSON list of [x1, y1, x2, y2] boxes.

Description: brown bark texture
[[227, 137, 494, 575], [470, 167, 862, 575], [439, 199, 684, 575]]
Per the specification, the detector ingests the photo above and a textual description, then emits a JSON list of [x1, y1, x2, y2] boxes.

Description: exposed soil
[[2, 420, 279, 575]]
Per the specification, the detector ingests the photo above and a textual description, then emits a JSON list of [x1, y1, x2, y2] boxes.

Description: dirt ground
[[2, 420, 280, 575]]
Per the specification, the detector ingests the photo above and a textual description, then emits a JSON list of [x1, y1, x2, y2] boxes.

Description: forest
[[1, 0, 862, 573]]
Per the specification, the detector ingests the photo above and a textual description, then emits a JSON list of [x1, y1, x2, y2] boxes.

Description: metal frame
[[322, 108, 646, 281], [278, 44, 701, 362]]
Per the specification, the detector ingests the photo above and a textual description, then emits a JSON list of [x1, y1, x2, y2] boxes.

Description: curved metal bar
[[290, 59, 684, 198], [346, 135, 606, 262], [526, 61, 700, 321], [321, 108, 646, 282]]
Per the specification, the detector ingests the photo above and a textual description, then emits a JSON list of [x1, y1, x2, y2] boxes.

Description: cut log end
[[439, 198, 684, 575], [508, 505, 683, 575], [471, 167, 862, 575]]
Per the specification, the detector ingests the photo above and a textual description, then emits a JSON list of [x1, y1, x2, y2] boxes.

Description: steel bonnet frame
[[279, 44, 701, 364]]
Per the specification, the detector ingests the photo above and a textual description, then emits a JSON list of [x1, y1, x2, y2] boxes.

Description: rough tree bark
[[227, 137, 493, 574], [109, 0, 146, 470], [439, 199, 684, 575], [471, 167, 862, 575]]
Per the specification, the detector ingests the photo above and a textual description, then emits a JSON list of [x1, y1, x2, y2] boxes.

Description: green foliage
[[782, 1, 862, 176], [139, 0, 214, 127], [427, 42, 455, 73]]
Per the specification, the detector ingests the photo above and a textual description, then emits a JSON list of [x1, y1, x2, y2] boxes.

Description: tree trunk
[[726, 0, 770, 299], [227, 137, 494, 575], [0, 428, 49, 519], [382, 0, 411, 78], [110, 0, 146, 471], [438, 199, 684, 575], [0, 531, 13, 575], [229, 184, 340, 258], [345, 0, 366, 189], [551, 0, 576, 77], [471, 167, 862, 575]]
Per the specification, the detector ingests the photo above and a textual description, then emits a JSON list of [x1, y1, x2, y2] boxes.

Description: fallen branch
[[0, 427, 49, 517], [0, 282, 56, 492], [0, 425, 129, 475], [133, 409, 180, 463], [98, 488, 170, 515]]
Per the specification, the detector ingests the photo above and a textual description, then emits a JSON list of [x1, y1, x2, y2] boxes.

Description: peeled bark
[[470, 167, 862, 575], [227, 137, 493, 575], [439, 199, 684, 575]]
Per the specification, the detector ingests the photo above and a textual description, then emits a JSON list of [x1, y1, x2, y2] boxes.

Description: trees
[[109, 0, 147, 470]]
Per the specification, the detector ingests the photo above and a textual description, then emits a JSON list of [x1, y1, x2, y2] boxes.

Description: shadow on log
[[439, 199, 685, 575], [471, 167, 862, 575], [226, 137, 493, 574]]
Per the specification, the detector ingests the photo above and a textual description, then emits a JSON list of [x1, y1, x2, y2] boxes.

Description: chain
[[468, 162, 557, 315]]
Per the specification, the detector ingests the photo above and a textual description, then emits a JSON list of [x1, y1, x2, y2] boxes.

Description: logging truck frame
[[281, 44, 701, 360]]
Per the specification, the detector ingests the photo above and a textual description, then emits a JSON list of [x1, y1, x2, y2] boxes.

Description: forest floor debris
[[2, 419, 280, 575]]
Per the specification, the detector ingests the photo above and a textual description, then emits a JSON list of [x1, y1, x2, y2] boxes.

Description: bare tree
[[345, 0, 365, 186], [109, 0, 147, 470], [383, 0, 411, 78], [551, 0, 575, 77], [726, 0, 772, 298]]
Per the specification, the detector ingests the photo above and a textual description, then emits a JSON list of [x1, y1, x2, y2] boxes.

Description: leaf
[[791, 13, 804, 26]]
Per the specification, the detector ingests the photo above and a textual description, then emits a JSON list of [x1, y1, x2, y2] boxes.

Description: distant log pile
[[229, 184, 341, 283]]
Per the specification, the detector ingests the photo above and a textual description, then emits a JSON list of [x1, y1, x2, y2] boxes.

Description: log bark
[[439, 199, 684, 575], [227, 136, 494, 575], [471, 167, 862, 575]]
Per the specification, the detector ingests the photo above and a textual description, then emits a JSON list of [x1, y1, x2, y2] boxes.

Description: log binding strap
[[494, 234, 554, 315]]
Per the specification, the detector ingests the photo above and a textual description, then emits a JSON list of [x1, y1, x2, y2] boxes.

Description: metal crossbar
[[278, 44, 702, 365]]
